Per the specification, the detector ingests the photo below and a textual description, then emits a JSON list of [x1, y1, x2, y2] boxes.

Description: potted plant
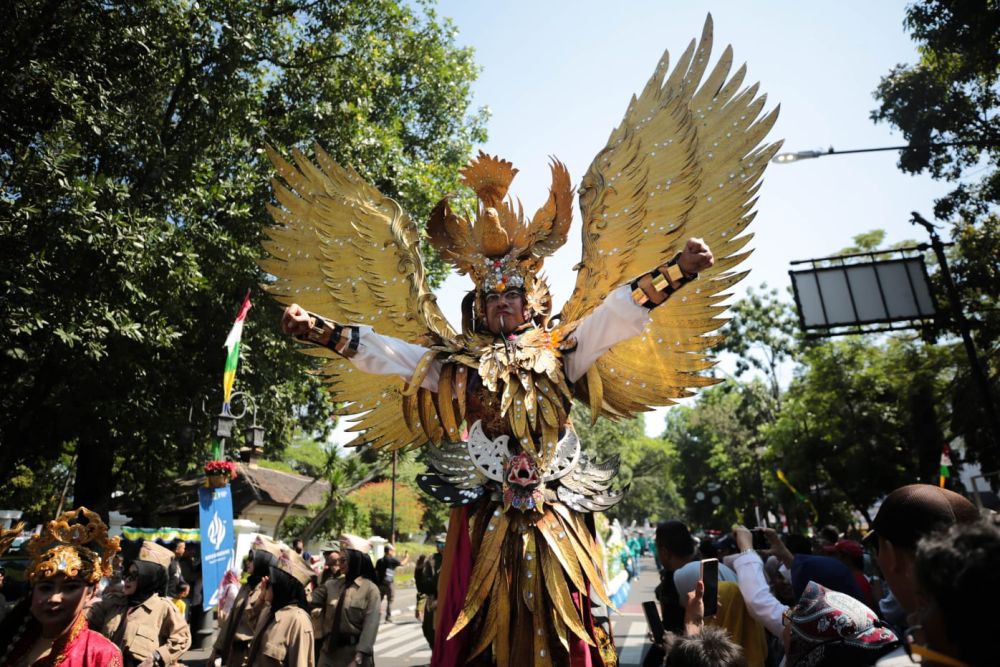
[[204, 460, 237, 488]]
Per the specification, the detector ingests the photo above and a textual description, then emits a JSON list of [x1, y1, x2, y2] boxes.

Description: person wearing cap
[[374, 544, 408, 623], [87, 539, 191, 666], [864, 484, 979, 618], [247, 549, 315, 667], [212, 535, 285, 667], [312, 537, 379, 667], [782, 580, 901, 666], [0, 508, 123, 667]]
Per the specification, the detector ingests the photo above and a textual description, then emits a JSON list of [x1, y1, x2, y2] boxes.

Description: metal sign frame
[[789, 245, 940, 337]]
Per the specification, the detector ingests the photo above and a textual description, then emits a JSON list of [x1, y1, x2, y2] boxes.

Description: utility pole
[[911, 212, 1000, 448], [390, 450, 397, 544]]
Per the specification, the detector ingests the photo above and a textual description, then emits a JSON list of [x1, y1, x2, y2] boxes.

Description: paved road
[[374, 556, 660, 667]]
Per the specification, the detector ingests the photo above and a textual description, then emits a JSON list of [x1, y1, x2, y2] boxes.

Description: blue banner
[[198, 484, 234, 611]]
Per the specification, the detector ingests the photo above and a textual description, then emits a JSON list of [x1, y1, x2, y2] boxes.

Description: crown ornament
[[25, 507, 120, 585]]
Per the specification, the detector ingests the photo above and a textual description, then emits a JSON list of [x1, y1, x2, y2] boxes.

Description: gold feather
[[557, 14, 780, 421], [261, 143, 457, 451], [448, 509, 509, 638], [540, 541, 594, 646]]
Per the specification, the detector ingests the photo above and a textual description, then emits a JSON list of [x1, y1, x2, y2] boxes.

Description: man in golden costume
[[267, 16, 778, 667]]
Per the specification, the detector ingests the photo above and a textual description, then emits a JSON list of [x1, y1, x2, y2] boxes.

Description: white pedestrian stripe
[[371, 617, 648, 664], [373, 621, 430, 659], [613, 618, 650, 667]]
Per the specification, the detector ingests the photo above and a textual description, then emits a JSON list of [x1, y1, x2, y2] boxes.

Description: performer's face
[[484, 289, 527, 335], [31, 574, 94, 636]]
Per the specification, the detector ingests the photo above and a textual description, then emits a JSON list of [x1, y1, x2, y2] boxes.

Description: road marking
[[613, 618, 649, 667], [375, 622, 430, 657]]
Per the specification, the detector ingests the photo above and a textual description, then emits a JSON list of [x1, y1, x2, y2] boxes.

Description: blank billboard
[[790, 257, 936, 329]]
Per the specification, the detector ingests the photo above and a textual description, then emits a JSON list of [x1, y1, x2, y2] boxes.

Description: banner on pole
[[198, 484, 234, 611]]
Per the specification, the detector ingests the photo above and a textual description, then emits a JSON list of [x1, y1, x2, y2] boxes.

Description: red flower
[[204, 460, 237, 479]]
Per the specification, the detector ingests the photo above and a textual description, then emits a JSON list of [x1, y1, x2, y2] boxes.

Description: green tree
[[349, 480, 425, 538], [871, 0, 1000, 220], [570, 404, 683, 524], [667, 381, 777, 529], [871, 0, 1000, 470], [0, 0, 486, 522], [716, 284, 800, 404], [767, 336, 953, 526]]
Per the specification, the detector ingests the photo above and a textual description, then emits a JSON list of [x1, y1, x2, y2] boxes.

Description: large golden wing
[[260, 144, 456, 449], [561, 15, 782, 419]]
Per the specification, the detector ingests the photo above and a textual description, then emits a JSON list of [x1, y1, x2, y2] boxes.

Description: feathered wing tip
[[427, 196, 475, 274], [528, 158, 574, 259], [461, 151, 519, 209]]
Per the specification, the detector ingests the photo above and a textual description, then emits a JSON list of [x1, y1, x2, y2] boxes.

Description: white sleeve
[[348, 326, 440, 391], [733, 551, 787, 639], [563, 285, 652, 383]]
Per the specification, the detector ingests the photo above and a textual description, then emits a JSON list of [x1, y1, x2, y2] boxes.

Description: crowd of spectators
[[647, 483, 997, 667]]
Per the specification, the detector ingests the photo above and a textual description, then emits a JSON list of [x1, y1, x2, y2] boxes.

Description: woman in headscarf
[[783, 581, 900, 666], [314, 539, 380, 667], [248, 551, 314, 667], [0, 508, 123, 667], [212, 535, 284, 667], [87, 540, 191, 666]]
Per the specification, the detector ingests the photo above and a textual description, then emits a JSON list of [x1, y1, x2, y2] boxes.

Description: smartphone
[[752, 528, 769, 551], [642, 601, 665, 644], [701, 558, 719, 617]]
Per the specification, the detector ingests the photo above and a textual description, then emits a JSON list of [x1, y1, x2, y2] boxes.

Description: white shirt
[[347, 284, 651, 388], [733, 550, 787, 639]]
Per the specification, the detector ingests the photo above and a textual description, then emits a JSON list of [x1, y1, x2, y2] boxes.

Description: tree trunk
[[72, 438, 115, 521], [298, 467, 383, 542]]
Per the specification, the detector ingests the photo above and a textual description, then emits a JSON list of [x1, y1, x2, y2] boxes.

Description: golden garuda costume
[[261, 16, 778, 667]]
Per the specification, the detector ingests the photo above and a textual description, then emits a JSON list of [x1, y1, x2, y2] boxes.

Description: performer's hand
[[678, 237, 714, 276], [281, 303, 314, 336]]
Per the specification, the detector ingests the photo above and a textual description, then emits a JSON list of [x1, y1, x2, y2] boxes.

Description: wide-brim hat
[[252, 534, 285, 559], [275, 549, 314, 586], [138, 540, 174, 570], [341, 533, 371, 554]]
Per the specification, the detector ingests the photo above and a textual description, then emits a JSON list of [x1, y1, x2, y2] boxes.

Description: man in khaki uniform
[[88, 540, 191, 666], [313, 535, 380, 667], [213, 535, 285, 667], [249, 549, 315, 667]]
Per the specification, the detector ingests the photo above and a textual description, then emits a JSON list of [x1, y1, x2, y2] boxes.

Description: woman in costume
[[0, 507, 123, 667], [87, 540, 191, 666], [312, 536, 380, 667], [248, 551, 314, 667], [213, 535, 284, 667], [265, 15, 779, 666]]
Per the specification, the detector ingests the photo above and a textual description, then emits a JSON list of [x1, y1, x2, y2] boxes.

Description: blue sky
[[334, 1, 957, 443]]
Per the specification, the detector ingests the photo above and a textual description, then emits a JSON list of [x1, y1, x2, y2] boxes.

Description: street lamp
[[203, 391, 265, 460], [773, 141, 992, 164]]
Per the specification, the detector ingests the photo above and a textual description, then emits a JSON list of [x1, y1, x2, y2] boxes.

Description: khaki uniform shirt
[[87, 592, 191, 664], [251, 606, 314, 667], [313, 577, 380, 658], [214, 584, 267, 666]]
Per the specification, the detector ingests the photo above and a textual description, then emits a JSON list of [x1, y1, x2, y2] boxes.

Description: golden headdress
[[427, 151, 573, 322], [0, 522, 24, 557], [25, 507, 120, 585]]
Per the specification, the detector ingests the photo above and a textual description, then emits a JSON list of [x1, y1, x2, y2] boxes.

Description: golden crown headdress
[[25, 507, 120, 585], [427, 152, 573, 323], [0, 522, 24, 557]]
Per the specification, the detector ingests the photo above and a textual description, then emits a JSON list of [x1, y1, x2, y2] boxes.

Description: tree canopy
[[0, 0, 486, 523]]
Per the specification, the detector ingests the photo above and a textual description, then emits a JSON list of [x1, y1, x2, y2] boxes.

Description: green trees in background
[[0, 0, 486, 523], [872, 0, 1000, 471]]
